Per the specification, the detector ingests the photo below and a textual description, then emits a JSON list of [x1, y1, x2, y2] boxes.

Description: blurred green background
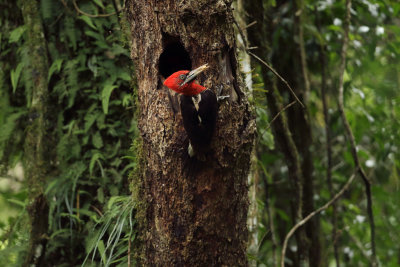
[[0, 0, 399, 266]]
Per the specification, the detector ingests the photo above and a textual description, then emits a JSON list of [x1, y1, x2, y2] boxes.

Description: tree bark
[[233, 1, 259, 265], [126, 1, 256, 266], [21, 0, 50, 265]]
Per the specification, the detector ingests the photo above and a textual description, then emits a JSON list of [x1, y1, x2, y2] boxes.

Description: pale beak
[[180, 63, 209, 87]]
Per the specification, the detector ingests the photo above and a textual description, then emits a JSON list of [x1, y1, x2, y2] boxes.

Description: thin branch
[[258, 100, 296, 150], [91, 205, 103, 217], [248, 51, 304, 108], [72, 0, 117, 17], [232, 18, 304, 108], [336, 0, 376, 264], [49, 12, 64, 27], [244, 20, 257, 29], [267, 100, 296, 130], [59, 0, 69, 11], [280, 172, 357, 267]]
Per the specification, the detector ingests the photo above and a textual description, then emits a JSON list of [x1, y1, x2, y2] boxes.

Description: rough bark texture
[[233, 0, 258, 264], [21, 0, 50, 265], [126, 1, 256, 266]]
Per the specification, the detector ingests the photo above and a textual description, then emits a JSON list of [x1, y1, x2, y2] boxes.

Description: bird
[[163, 64, 218, 157]]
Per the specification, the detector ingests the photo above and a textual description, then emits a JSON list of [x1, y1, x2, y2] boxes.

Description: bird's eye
[[179, 74, 186, 80]]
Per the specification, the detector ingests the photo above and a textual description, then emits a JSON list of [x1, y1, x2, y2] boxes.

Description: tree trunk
[[21, 0, 50, 265], [290, 1, 321, 264], [245, 0, 321, 265], [233, 0, 259, 265], [126, 1, 256, 266]]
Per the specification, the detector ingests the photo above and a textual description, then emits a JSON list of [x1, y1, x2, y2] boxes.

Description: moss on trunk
[[21, 0, 50, 265]]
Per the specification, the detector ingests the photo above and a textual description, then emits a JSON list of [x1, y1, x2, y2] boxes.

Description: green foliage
[[10, 63, 23, 93], [252, 0, 400, 265], [0, 0, 136, 265], [82, 196, 136, 267], [1, 0, 399, 266]]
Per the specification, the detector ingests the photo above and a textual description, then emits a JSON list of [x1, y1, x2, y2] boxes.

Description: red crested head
[[163, 64, 208, 96]]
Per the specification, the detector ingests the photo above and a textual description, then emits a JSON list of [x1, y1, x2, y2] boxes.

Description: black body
[[180, 89, 218, 147]]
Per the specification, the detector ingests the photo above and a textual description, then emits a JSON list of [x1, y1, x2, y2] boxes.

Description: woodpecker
[[163, 64, 218, 157]]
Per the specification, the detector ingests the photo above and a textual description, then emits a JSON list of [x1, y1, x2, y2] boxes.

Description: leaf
[[89, 152, 104, 175], [117, 71, 131, 81], [97, 240, 107, 265], [389, 163, 399, 191], [97, 188, 105, 203], [79, 15, 97, 30], [84, 112, 99, 132], [85, 30, 104, 40], [0, 111, 25, 144], [88, 55, 98, 77], [275, 208, 290, 222], [47, 59, 63, 81], [8, 26, 26, 43], [7, 199, 26, 208], [92, 0, 105, 9], [41, 0, 53, 19], [92, 131, 103, 149], [10, 63, 23, 93], [64, 16, 77, 50], [45, 179, 60, 195], [50, 229, 70, 239], [101, 83, 117, 115]]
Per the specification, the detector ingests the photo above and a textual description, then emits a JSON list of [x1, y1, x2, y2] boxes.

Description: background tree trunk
[[245, 0, 321, 266], [21, 0, 50, 265], [126, 1, 255, 265]]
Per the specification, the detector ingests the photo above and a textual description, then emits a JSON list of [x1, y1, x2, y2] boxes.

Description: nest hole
[[159, 38, 192, 78]]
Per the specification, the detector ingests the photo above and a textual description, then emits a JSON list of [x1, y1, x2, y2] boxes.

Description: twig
[[232, 18, 304, 108], [258, 100, 296, 148], [336, 0, 376, 264], [91, 205, 103, 216], [280, 172, 357, 267], [72, 0, 117, 17], [267, 100, 296, 130], [244, 21, 257, 29], [60, 0, 69, 10], [49, 12, 64, 27], [248, 51, 304, 108], [256, 229, 270, 252]]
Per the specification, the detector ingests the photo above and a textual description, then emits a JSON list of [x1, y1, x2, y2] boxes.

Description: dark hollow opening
[[159, 41, 192, 78]]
